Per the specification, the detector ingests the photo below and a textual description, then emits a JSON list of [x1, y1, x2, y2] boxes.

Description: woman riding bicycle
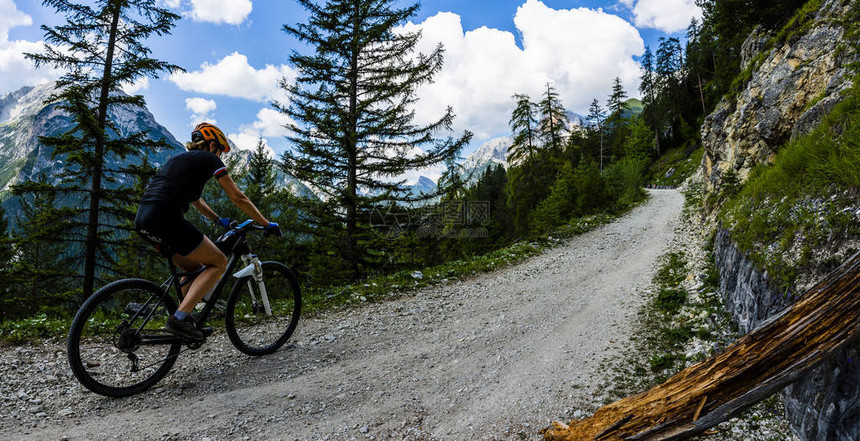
[[135, 122, 280, 341]]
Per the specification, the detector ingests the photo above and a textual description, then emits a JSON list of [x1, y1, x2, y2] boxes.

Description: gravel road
[[1, 189, 685, 441]]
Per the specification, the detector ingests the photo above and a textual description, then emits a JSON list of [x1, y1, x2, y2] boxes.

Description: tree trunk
[[83, 0, 121, 297], [345, 0, 361, 279], [599, 123, 604, 173], [543, 251, 860, 440]]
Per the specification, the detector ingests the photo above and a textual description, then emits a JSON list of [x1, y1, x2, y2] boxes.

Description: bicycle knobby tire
[[225, 261, 301, 356], [68, 279, 181, 397]]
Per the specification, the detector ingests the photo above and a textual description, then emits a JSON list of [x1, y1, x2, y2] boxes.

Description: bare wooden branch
[[543, 251, 860, 441]]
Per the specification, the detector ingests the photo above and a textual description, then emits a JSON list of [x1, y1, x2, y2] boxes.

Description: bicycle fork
[[233, 254, 272, 316]]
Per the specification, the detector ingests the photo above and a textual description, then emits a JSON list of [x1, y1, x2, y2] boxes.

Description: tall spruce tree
[[278, 0, 471, 277], [22, 0, 181, 297], [0, 204, 13, 321], [245, 138, 276, 203], [606, 77, 629, 160], [586, 98, 606, 171], [6, 184, 75, 318], [606, 77, 628, 126], [537, 82, 569, 152], [507, 93, 538, 165], [639, 45, 660, 155]]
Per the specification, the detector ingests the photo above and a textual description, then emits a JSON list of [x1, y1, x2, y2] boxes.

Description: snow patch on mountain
[[462, 136, 511, 183]]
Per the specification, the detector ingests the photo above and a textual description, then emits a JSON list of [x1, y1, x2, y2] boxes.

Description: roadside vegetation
[[719, 78, 860, 292]]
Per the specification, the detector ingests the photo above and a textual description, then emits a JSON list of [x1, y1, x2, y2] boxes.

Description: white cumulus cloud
[[185, 97, 217, 124], [121, 77, 150, 95], [400, 0, 644, 139], [240, 107, 292, 138], [627, 0, 702, 33], [0, 0, 30, 41], [189, 0, 252, 25], [231, 107, 293, 155], [227, 131, 276, 157], [169, 52, 296, 102], [0, 1, 62, 94]]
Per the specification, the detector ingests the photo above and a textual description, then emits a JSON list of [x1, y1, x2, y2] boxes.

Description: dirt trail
[[1, 189, 685, 441]]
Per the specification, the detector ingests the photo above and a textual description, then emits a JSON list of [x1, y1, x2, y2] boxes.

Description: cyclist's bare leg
[[174, 236, 227, 314], [172, 256, 203, 297]]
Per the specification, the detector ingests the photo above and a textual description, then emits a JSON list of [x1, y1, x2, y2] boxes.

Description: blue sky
[[1, 0, 700, 173]]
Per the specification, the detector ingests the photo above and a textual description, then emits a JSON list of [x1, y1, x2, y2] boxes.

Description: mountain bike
[[67, 220, 301, 397]]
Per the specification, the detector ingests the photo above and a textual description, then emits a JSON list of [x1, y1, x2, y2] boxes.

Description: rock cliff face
[[713, 229, 791, 334], [715, 227, 860, 440], [704, 1, 860, 439], [701, 0, 856, 196]]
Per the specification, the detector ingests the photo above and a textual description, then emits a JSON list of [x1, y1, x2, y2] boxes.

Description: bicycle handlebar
[[227, 220, 277, 236]]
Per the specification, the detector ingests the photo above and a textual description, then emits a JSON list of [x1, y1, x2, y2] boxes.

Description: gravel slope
[[1, 189, 685, 441]]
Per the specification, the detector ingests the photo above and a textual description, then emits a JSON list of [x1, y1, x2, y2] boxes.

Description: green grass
[[646, 147, 703, 187], [0, 314, 71, 345], [655, 288, 687, 314], [653, 252, 688, 287]]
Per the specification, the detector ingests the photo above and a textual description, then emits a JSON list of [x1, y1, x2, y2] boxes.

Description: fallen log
[[543, 250, 860, 441]]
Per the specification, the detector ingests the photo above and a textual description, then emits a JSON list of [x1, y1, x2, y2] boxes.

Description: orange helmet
[[192, 122, 231, 153]]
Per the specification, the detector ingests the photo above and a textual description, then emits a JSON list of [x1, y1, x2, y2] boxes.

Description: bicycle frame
[[141, 220, 271, 344]]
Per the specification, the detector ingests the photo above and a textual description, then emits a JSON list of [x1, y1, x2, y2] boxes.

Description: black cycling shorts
[[135, 202, 204, 257]]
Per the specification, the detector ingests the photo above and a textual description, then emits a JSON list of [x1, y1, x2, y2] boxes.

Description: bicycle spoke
[[68, 279, 181, 397], [226, 262, 301, 356]]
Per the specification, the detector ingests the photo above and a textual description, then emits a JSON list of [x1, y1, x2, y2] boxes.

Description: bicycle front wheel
[[225, 261, 301, 356], [67, 279, 181, 397]]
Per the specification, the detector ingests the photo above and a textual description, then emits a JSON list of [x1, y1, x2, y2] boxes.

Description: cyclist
[[135, 122, 280, 340]]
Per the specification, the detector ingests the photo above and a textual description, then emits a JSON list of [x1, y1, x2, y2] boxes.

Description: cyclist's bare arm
[[217, 174, 270, 226], [192, 198, 219, 222]]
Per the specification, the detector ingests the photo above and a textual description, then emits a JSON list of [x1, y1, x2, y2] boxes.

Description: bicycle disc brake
[[116, 328, 141, 353]]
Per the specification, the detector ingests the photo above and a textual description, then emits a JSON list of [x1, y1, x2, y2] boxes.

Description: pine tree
[[653, 36, 687, 150], [0, 204, 10, 268], [0, 203, 13, 321], [278, 0, 471, 277], [22, 0, 181, 297], [537, 82, 569, 152], [606, 77, 629, 161], [507, 93, 538, 165], [530, 161, 577, 234], [607, 77, 629, 123], [5, 184, 76, 319], [245, 138, 276, 203], [438, 149, 467, 200], [685, 19, 708, 114], [586, 99, 607, 171], [639, 45, 660, 156], [112, 157, 163, 281], [505, 149, 555, 237], [624, 116, 654, 161]]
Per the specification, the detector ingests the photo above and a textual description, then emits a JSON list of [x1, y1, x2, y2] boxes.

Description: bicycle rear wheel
[[225, 261, 301, 356], [67, 279, 181, 397]]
